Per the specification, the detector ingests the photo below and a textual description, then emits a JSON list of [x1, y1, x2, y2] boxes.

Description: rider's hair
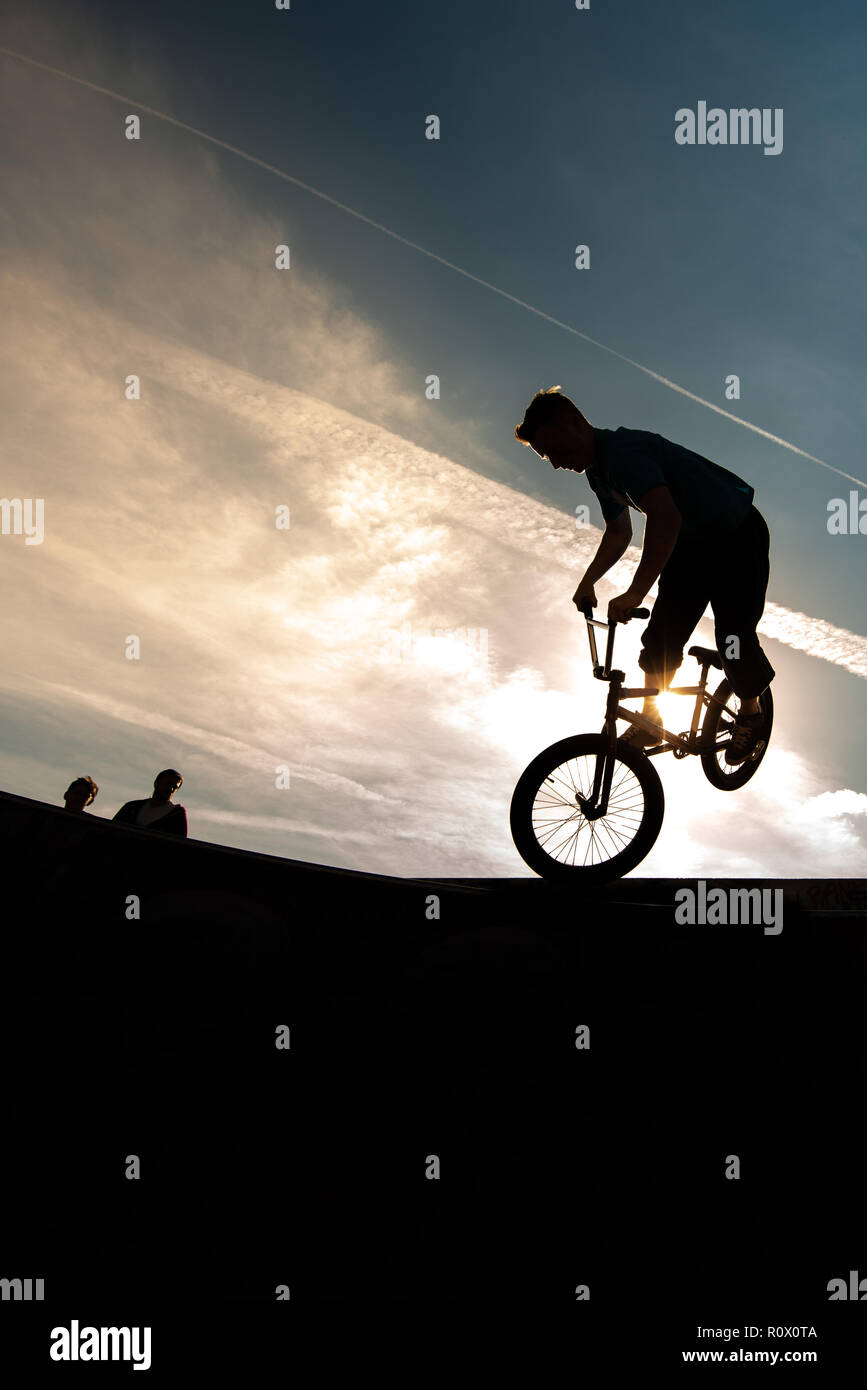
[[514, 386, 587, 446]]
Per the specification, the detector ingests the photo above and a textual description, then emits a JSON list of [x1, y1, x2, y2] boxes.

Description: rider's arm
[[628, 485, 682, 600], [582, 509, 633, 583]]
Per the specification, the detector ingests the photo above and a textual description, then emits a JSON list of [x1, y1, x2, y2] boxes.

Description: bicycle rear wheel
[[700, 679, 773, 790], [509, 733, 665, 883]]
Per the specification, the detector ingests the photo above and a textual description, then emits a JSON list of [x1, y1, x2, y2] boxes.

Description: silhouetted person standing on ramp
[[63, 776, 99, 812], [113, 769, 188, 836]]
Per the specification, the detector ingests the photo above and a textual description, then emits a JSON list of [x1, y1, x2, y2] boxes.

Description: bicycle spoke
[[530, 752, 648, 867]]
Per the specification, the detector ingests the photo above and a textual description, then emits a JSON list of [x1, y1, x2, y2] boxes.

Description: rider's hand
[[608, 589, 643, 624], [572, 580, 597, 613]]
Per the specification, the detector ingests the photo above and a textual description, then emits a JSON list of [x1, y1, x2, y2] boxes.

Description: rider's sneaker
[[620, 719, 664, 750], [725, 710, 765, 765]]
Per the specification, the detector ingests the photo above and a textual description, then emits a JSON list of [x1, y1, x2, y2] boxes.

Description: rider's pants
[[637, 504, 776, 700]]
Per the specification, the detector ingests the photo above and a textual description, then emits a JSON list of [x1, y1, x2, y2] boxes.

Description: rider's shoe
[[620, 719, 664, 749], [725, 710, 765, 765]]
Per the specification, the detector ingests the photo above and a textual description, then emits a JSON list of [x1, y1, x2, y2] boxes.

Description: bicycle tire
[[700, 679, 774, 790], [510, 732, 665, 883]]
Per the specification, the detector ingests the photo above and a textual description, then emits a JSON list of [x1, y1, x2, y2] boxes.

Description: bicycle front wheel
[[509, 733, 665, 883]]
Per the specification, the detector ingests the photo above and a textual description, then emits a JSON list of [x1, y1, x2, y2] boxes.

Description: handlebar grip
[[578, 600, 649, 621]]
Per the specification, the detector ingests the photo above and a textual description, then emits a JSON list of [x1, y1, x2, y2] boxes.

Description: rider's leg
[[707, 506, 776, 708], [619, 672, 663, 746], [640, 674, 663, 717], [620, 537, 712, 746], [705, 507, 775, 763], [636, 532, 712, 697]]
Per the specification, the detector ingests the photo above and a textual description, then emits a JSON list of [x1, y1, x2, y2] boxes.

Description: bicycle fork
[[577, 677, 626, 819], [577, 603, 653, 820]]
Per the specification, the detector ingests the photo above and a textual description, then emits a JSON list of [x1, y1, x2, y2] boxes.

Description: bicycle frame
[[580, 607, 736, 819]]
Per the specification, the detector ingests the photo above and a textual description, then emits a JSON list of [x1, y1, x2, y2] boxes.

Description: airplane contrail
[[2, 43, 865, 489]]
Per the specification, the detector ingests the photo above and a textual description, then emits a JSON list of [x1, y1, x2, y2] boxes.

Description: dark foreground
[[2, 790, 865, 1370]]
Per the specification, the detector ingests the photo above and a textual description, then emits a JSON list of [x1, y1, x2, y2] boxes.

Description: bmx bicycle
[[509, 600, 773, 883]]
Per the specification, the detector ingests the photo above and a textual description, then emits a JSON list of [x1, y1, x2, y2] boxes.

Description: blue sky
[[1, 0, 865, 876]]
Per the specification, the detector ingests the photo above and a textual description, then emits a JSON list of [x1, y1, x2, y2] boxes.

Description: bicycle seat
[[688, 645, 723, 670]]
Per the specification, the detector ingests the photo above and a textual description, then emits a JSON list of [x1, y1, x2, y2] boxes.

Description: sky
[[1, 0, 865, 878]]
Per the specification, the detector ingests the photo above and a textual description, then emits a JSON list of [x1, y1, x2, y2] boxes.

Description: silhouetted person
[[113, 769, 188, 836], [63, 776, 98, 812], [515, 387, 775, 764]]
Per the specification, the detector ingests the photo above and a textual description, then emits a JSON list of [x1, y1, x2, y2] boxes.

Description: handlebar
[[578, 599, 649, 622], [578, 600, 651, 680]]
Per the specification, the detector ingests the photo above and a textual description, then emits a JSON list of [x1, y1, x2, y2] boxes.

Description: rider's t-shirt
[[588, 427, 754, 533]]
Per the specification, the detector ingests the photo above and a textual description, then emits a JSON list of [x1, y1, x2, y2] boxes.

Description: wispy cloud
[[2, 292, 865, 877], [25, 678, 389, 804], [2, 40, 863, 488], [1, 38, 863, 880]]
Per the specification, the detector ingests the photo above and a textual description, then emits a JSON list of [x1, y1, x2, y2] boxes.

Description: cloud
[[641, 746, 867, 879], [759, 603, 867, 680], [2, 39, 863, 487], [1, 297, 863, 878], [1, 38, 864, 880]]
